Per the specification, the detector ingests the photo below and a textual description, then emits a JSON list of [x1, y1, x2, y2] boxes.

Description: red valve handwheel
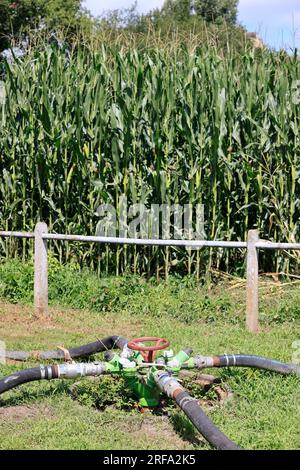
[[127, 337, 170, 363]]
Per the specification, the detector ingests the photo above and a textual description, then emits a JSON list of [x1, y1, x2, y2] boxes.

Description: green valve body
[[105, 347, 193, 408], [125, 373, 160, 407]]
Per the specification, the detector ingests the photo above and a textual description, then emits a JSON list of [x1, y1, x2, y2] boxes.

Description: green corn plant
[[0, 38, 299, 277]]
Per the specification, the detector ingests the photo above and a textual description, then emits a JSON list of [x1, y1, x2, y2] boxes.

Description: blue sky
[[84, 0, 300, 50]]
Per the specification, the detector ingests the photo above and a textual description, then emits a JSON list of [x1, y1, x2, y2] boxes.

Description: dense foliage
[[0, 0, 245, 53], [159, 0, 238, 25], [0, 0, 88, 51], [0, 43, 299, 276]]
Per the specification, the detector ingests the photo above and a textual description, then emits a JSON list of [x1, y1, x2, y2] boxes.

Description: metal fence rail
[[0, 231, 34, 239], [43, 233, 248, 248], [1, 224, 300, 332]]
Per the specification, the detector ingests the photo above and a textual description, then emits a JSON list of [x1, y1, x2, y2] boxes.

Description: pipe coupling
[[193, 355, 214, 369], [58, 362, 106, 379], [154, 371, 184, 398]]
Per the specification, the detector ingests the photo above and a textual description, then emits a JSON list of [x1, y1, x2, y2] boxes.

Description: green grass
[[1, 258, 300, 324], [0, 260, 300, 449]]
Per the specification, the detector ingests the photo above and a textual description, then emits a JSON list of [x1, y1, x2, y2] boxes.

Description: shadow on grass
[[0, 381, 71, 408], [169, 411, 207, 448]]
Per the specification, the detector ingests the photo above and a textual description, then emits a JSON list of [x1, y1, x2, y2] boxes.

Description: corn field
[[0, 43, 299, 277]]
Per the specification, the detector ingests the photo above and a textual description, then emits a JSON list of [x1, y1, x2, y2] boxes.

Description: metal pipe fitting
[[57, 362, 106, 379], [153, 371, 184, 398], [193, 355, 214, 369]]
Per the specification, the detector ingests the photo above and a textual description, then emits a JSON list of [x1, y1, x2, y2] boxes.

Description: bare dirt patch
[[0, 309, 56, 347], [125, 415, 192, 449], [0, 404, 52, 422], [0, 300, 143, 351]]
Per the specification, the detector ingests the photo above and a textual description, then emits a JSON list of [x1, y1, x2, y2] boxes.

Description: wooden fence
[[1, 223, 300, 332]]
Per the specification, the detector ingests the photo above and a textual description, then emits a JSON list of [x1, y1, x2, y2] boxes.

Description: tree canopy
[[0, 0, 86, 51], [159, 0, 238, 25], [194, 0, 238, 24], [0, 0, 242, 52]]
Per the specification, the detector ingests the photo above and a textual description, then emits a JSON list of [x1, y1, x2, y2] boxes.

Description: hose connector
[[193, 355, 214, 369], [57, 362, 106, 379], [153, 371, 184, 398]]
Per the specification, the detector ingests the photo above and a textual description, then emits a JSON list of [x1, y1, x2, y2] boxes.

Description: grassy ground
[[0, 262, 300, 450]]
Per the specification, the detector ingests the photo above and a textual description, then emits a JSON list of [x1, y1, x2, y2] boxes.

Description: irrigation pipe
[[1, 339, 300, 451], [3, 336, 127, 361], [193, 354, 300, 375]]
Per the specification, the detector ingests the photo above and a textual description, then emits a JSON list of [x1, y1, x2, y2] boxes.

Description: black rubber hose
[[175, 390, 241, 450], [0, 367, 43, 395], [4, 336, 127, 361], [215, 354, 300, 375]]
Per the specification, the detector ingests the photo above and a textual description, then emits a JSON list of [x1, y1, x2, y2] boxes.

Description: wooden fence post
[[246, 229, 259, 332], [34, 222, 48, 317]]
